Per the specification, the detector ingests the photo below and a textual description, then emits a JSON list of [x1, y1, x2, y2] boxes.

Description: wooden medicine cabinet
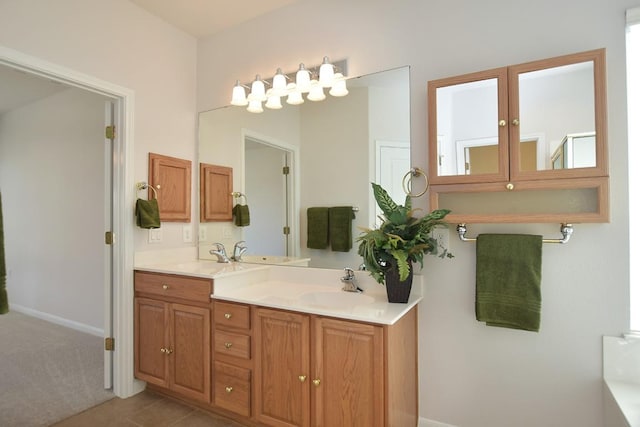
[[199, 163, 233, 222], [149, 152, 192, 222], [427, 49, 609, 223]]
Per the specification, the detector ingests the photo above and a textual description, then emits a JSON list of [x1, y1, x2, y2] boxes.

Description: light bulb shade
[[248, 76, 267, 101], [247, 99, 264, 113], [272, 68, 287, 96], [295, 64, 311, 93], [318, 56, 335, 88], [286, 89, 304, 105], [230, 81, 248, 106], [307, 80, 326, 101], [329, 73, 349, 97], [265, 90, 283, 109]]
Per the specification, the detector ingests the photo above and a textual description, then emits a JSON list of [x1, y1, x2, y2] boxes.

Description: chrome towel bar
[[456, 223, 574, 244]]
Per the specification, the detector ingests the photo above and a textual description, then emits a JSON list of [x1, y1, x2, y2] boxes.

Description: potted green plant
[[357, 183, 453, 303]]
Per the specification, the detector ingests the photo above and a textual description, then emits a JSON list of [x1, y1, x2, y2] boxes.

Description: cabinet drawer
[[214, 301, 250, 329], [214, 362, 251, 417], [134, 271, 212, 303], [215, 330, 251, 359]]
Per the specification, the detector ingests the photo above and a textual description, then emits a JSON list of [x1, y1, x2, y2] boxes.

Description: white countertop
[[134, 258, 422, 325]]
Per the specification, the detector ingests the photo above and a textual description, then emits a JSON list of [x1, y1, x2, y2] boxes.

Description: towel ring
[[136, 182, 158, 199], [231, 191, 248, 204], [402, 167, 429, 198]]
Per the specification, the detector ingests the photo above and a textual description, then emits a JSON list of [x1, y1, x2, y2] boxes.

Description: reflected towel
[[329, 206, 355, 252], [135, 198, 161, 229], [475, 234, 542, 332], [307, 207, 329, 249], [0, 192, 8, 314], [233, 204, 250, 227]]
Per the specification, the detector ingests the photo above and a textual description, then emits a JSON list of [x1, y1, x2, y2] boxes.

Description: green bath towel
[[475, 234, 542, 332], [307, 207, 329, 249], [233, 204, 250, 227], [135, 198, 161, 229], [0, 192, 8, 314], [329, 206, 355, 252]]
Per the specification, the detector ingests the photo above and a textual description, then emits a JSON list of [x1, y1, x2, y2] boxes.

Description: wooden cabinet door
[[200, 163, 233, 222], [255, 308, 310, 427], [134, 298, 169, 387], [312, 317, 384, 427], [149, 152, 191, 222], [169, 303, 211, 403]]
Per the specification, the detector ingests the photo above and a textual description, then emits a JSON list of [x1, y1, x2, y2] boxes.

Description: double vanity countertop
[[134, 258, 423, 325]]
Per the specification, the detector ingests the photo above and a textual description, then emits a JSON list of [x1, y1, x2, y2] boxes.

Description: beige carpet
[[0, 311, 114, 426]]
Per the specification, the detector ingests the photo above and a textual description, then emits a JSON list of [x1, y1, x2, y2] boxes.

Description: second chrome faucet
[[341, 267, 363, 293], [209, 241, 248, 263]]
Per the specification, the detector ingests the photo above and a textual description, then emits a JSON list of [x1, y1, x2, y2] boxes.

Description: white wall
[[0, 88, 107, 330], [0, 0, 198, 253], [197, 1, 632, 426]]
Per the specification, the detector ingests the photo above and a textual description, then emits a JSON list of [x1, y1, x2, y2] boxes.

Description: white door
[[375, 140, 410, 223]]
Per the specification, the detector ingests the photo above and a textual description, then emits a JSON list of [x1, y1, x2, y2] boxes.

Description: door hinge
[[105, 125, 116, 140], [105, 231, 114, 245], [283, 226, 290, 235], [282, 166, 290, 175], [105, 337, 115, 351]]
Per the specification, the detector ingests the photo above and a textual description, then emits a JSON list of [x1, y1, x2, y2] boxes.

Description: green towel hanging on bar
[[307, 207, 329, 249], [329, 206, 355, 252], [233, 204, 250, 227], [135, 198, 161, 229], [0, 192, 9, 314], [475, 233, 542, 332]]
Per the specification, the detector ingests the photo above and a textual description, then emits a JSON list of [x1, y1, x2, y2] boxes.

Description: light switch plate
[[198, 226, 207, 242], [182, 225, 193, 243], [148, 228, 162, 243]]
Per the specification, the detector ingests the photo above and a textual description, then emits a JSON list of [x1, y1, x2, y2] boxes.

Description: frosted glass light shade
[[307, 80, 326, 101], [248, 75, 266, 101], [295, 64, 311, 93], [318, 56, 335, 88], [265, 90, 283, 109], [329, 73, 349, 97], [272, 68, 287, 96], [230, 81, 248, 106], [247, 99, 263, 113], [286, 86, 304, 105]]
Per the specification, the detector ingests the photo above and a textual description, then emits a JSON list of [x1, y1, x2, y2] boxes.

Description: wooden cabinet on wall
[[427, 49, 609, 223], [254, 306, 418, 427], [134, 271, 211, 403], [200, 163, 233, 222], [148, 152, 192, 222]]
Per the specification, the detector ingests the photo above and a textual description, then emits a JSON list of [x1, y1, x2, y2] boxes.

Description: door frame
[[0, 46, 141, 398]]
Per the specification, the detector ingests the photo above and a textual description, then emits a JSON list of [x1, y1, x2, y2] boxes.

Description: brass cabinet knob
[[506, 183, 515, 190], [162, 284, 169, 290], [512, 118, 520, 126], [225, 386, 233, 393], [165, 348, 173, 355], [224, 313, 232, 319], [160, 347, 166, 353], [312, 379, 321, 387], [498, 119, 506, 127], [224, 342, 233, 349], [298, 375, 307, 382]]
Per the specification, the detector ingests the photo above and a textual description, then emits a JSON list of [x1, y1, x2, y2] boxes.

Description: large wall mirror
[[198, 66, 411, 270], [428, 49, 607, 185]]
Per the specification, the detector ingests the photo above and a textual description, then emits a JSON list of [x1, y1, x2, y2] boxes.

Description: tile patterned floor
[[51, 390, 249, 427]]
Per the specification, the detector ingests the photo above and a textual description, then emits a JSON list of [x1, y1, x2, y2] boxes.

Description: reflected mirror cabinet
[[427, 49, 609, 223]]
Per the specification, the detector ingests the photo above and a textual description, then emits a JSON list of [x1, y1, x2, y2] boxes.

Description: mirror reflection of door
[[375, 140, 410, 224], [463, 139, 538, 174], [244, 136, 292, 256]]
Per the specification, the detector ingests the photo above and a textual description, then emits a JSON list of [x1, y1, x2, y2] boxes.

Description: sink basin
[[299, 291, 375, 310], [241, 255, 310, 266]]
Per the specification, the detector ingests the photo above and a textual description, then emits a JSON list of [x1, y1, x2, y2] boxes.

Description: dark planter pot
[[384, 259, 413, 303]]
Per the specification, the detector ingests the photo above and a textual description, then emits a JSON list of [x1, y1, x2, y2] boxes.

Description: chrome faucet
[[232, 241, 248, 262], [341, 267, 363, 293], [209, 243, 230, 263]]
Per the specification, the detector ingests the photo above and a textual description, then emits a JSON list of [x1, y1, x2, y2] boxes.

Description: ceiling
[[0, 0, 298, 116], [129, 0, 299, 38]]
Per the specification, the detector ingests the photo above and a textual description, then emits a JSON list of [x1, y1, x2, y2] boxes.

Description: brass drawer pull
[[224, 313, 232, 319], [224, 342, 233, 349], [298, 375, 307, 382], [165, 348, 173, 355], [312, 379, 321, 387], [162, 284, 169, 290], [160, 347, 166, 353], [225, 386, 233, 393]]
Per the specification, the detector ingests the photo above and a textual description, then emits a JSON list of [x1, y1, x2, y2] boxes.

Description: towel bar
[[136, 182, 158, 199], [456, 223, 574, 244]]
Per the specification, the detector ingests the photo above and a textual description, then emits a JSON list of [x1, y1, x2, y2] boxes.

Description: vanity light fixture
[[231, 56, 348, 113]]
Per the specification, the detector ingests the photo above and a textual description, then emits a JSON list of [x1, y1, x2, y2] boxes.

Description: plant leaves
[[371, 182, 398, 218]]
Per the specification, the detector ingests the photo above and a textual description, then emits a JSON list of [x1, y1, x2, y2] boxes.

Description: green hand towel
[[329, 206, 355, 252], [233, 204, 250, 227], [0, 192, 8, 314], [307, 207, 329, 249], [135, 198, 161, 229], [475, 234, 542, 332]]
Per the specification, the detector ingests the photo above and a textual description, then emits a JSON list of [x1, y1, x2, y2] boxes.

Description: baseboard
[[419, 417, 458, 427], [11, 304, 104, 337]]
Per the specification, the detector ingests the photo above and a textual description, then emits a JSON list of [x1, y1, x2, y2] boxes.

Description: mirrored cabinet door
[[428, 68, 509, 185], [508, 49, 607, 181]]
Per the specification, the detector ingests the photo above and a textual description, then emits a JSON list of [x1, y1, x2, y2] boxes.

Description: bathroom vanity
[[133, 261, 421, 427]]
